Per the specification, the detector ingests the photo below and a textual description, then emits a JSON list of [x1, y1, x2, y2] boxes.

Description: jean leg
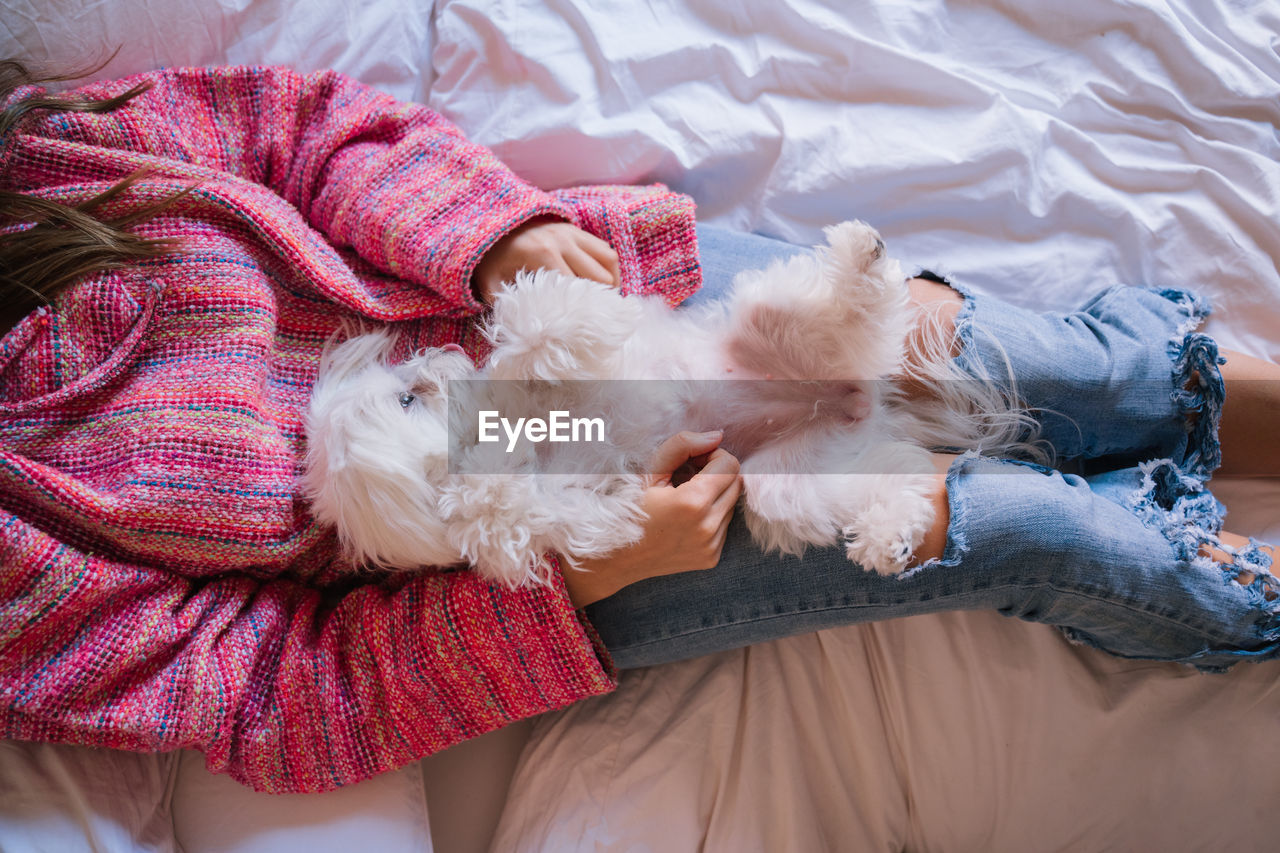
[[586, 454, 1280, 672], [591, 228, 1279, 671], [951, 283, 1225, 473]]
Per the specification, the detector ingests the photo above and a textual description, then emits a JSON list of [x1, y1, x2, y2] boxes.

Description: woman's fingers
[[567, 438, 742, 606], [693, 446, 740, 478], [577, 231, 621, 286], [647, 430, 725, 485], [710, 499, 736, 551], [566, 247, 616, 287], [677, 447, 741, 568], [473, 218, 622, 303], [698, 450, 743, 551], [688, 447, 742, 504], [706, 463, 744, 518]]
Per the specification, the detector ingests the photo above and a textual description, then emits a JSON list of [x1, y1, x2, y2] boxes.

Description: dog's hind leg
[[742, 431, 937, 576], [725, 220, 913, 382], [838, 475, 938, 575], [739, 437, 854, 558]]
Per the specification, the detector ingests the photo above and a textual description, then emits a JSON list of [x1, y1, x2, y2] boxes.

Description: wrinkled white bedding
[[3, 0, 1280, 850], [431, 0, 1280, 361], [427, 0, 1280, 849], [1, 0, 435, 103], [492, 596, 1280, 851]]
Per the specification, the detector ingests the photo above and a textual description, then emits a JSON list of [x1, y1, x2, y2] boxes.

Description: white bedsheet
[[430, 0, 1280, 361], [427, 0, 1280, 849], [492, 581, 1280, 851], [0, 0, 435, 103]]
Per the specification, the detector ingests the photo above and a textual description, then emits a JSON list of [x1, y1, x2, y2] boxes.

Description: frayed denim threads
[[939, 283, 1279, 671]]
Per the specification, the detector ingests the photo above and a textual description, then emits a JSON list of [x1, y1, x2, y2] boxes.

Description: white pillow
[[0, 0, 435, 102]]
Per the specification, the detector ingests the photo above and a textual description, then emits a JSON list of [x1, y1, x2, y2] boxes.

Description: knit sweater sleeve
[[54, 66, 579, 316], [0, 505, 614, 793]]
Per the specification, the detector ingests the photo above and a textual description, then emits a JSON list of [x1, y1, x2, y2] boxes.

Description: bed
[[2, 0, 1278, 850]]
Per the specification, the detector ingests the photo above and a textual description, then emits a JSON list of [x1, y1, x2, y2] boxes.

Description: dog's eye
[[398, 392, 416, 409]]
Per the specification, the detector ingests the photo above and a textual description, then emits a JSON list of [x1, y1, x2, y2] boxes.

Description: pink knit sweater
[[0, 66, 700, 793]]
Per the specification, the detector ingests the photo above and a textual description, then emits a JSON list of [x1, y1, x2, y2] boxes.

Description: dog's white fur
[[303, 221, 1033, 585]]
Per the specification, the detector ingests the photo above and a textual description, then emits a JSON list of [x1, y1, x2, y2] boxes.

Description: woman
[[0, 61, 1275, 795]]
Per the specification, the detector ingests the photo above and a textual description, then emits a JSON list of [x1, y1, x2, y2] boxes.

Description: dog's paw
[[814, 221, 913, 378], [823, 220, 888, 275], [823, 221, 906, 308], [439, 476, 549, 586], [841, 490, 935, 576], [486, 269, 641, 381], [843, 524, 917, 576]]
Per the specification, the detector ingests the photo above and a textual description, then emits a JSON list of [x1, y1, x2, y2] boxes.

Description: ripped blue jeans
[[584, 225, 1280, 673]]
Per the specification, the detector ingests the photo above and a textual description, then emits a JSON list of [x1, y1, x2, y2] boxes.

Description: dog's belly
[[682, 380, 874, 460]]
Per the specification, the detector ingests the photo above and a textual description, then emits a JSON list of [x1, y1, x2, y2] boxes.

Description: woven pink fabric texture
[[0, 66, 700, 793]]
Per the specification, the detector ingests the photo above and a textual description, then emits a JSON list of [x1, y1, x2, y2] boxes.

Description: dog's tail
[[891, 302, 1053, 464]]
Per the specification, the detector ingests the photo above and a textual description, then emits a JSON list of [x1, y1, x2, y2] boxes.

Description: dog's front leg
[[484, 269, 643, 382], [438, 472, 647, 588]]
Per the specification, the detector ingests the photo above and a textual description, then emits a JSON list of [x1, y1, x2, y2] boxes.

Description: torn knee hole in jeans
[[899, 279, 1050, 464], [1168, 305, 1225, 478], [1198, 539, 1280, 601], [1130, 459, 1278, 605], [1161, 304, 1277, 601]]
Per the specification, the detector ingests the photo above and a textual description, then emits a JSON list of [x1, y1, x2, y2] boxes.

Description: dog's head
[[302, 330, 477, 570]]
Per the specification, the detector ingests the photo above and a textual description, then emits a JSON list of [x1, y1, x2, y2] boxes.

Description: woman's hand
[[472, 216, 621, 305], [562, 431, 744, 608]]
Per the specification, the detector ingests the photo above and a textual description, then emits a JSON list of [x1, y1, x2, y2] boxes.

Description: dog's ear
[[315, 330, 397, 389]]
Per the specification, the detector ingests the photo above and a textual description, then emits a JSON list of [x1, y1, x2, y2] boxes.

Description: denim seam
[[606, 577, 1268, 654]]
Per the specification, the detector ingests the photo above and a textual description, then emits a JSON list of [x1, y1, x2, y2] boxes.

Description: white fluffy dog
[[303, 221, 1026, 585]]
